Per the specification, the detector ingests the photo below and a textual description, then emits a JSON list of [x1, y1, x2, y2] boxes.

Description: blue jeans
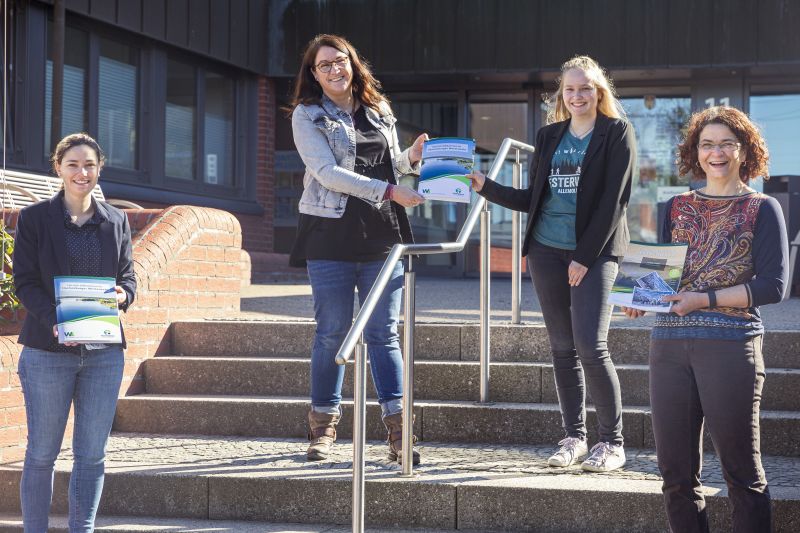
[[307, 259, 404, 416], [17, 345, 124, 533], [528, 240, 624, 445]]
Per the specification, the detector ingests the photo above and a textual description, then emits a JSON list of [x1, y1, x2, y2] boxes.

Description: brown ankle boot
[[382, 413, 420, 465], [307, 410, 340, 461]]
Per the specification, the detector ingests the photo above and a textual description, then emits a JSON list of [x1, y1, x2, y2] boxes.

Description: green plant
[[0, 224, 19, 315]]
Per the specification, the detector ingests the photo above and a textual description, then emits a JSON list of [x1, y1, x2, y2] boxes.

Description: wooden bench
[[0, 168, 143, 210]]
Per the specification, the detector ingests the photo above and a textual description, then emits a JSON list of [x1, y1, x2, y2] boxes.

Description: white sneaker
[[547, 437, 589, 467], [581, 442, 626, 472]]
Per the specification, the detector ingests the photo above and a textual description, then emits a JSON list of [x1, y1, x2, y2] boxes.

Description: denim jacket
[[291, 94, 419, 218]]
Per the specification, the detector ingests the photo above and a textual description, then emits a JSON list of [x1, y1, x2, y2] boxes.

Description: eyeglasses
[[315, 56, 349, 73], [698, 141, 741, 153]]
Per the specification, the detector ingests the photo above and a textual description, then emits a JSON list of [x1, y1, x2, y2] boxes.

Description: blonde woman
[[469, 56, 637, 472]]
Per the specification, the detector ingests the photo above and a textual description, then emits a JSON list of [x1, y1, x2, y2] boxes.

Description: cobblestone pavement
[[37, 434, 799, 489], [238, 278, 800, 330]]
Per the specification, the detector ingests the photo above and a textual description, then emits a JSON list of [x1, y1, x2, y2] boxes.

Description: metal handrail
[[335, 137, 535, 533]]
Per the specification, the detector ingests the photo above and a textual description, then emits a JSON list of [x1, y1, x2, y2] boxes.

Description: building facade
[[3, 0, 800, 288]]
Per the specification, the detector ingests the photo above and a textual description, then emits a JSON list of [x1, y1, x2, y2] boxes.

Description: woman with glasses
[[621, 106, 788, 532], [468, 55, 636, 472], [14, 133, 136, 532], [287, 34, 427, 464]]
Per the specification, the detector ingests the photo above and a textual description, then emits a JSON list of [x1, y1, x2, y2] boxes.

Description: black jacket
[[479, 113, 637, 268], [13, 192, 136, 349]]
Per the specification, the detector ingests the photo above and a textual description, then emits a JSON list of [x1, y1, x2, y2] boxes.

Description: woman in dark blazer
[[470, 55, 636, 472], [13, 133, 136, 533]]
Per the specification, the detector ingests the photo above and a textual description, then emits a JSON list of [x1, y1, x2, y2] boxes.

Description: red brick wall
[[0, 205, 245, 463]]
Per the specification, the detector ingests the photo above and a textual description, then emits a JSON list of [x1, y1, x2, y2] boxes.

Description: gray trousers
[[649, 336, 771, 533], [528, 240, 624, 445]]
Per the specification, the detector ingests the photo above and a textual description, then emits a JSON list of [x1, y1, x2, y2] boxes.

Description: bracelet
[[707, 289, 717, 309], [382, 184, 394, 201]]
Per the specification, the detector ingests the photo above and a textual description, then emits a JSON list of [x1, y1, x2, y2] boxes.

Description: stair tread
[[0, 513, 446, 532], [119, 394, 800, 417], [151, 356, 800, 374]]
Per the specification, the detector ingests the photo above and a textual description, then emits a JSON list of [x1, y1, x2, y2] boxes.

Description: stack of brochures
[[55, 276, 122, 344], [608, 241, 688, 313], [417, 137, 475, 203]]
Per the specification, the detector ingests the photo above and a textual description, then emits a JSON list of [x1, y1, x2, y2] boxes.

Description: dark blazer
[[13, 191, 136, 350], [479, 113, 637, 268]]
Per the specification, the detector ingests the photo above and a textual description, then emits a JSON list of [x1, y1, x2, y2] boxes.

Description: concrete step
[[170, 321, 800, 368], [0, 514, 460, 533], [113, 395, 800, 456], [144, 356, 800, 411], [1, 434, 799, 532]]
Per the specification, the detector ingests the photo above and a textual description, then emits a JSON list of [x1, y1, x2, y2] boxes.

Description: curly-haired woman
[[622, 106, 788, 532]]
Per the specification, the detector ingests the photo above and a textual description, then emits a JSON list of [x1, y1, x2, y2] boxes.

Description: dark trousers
[[527, 240, 623, 445], [649, 336, 771, 533]]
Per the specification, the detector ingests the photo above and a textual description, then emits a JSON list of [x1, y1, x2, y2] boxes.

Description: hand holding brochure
[[608, 242, 688, 313], [417, 137, 475, 203], [55, 276, 121, 343]]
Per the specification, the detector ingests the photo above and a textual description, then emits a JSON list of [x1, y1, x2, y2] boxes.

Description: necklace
[[569, 123, 595, 139]]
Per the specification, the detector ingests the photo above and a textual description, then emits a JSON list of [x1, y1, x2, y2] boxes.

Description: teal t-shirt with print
[[532, 130, 592, 250]]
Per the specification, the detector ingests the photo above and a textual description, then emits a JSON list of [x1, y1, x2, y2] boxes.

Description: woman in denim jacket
[[287, 34, 427, 464]]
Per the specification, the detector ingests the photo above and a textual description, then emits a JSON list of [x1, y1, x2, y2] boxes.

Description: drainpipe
[[50, 0, 64, 152]]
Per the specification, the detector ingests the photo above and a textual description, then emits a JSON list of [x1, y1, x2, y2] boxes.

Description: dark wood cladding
[[38, 0, 268, 73], [271, 0, 800, 77]]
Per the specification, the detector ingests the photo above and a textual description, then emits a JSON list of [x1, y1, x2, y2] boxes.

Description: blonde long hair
[[545, 55, 626, 124]]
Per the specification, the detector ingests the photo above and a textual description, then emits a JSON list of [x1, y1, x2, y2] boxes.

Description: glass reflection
[[621, 97, 691, 242]]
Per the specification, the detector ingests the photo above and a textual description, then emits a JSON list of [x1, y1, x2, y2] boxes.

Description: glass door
[[620, 96, 691, 242], [392, 95, 460, 271], [466, 100, 530, 274]]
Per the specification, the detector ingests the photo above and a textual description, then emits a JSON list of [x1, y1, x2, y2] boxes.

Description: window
[[38, 18, 255, 206], [621, 96, 691, 242], [204, 72, 234, 186], [98, 38, 137, 169], [750, 94, 800, 176], [165, 58, 238, 187], [165, 59, 196, 180], [44, 26, 88, 155]]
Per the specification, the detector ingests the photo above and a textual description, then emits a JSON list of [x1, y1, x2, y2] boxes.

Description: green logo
[[64, 331, 75, 337], [422, 188, 430, 193]]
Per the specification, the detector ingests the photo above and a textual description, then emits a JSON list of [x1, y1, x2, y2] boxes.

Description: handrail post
[[511, 150, 523, 324], [479, 204, 491, 403], [401, 256, 415, 476], [352, 333, 367, 533]]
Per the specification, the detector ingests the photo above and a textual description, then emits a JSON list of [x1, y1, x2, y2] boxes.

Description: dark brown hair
[[677, 106, 769, 183], [51, 132, 105, 174], [285, 34, 386, 114]]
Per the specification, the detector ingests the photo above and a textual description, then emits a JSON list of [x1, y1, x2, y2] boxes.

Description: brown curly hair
[[677, 106, 769, 183]]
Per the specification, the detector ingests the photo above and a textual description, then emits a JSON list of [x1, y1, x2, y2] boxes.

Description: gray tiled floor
[[238, 278, 800, 330]]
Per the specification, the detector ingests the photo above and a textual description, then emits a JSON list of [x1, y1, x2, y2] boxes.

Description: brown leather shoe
[[307, 410, 340, 461], [382, 412, 420, 465]]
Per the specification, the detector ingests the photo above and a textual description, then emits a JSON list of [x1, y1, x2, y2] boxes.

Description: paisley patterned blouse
[[652, 190, 788, 340]]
